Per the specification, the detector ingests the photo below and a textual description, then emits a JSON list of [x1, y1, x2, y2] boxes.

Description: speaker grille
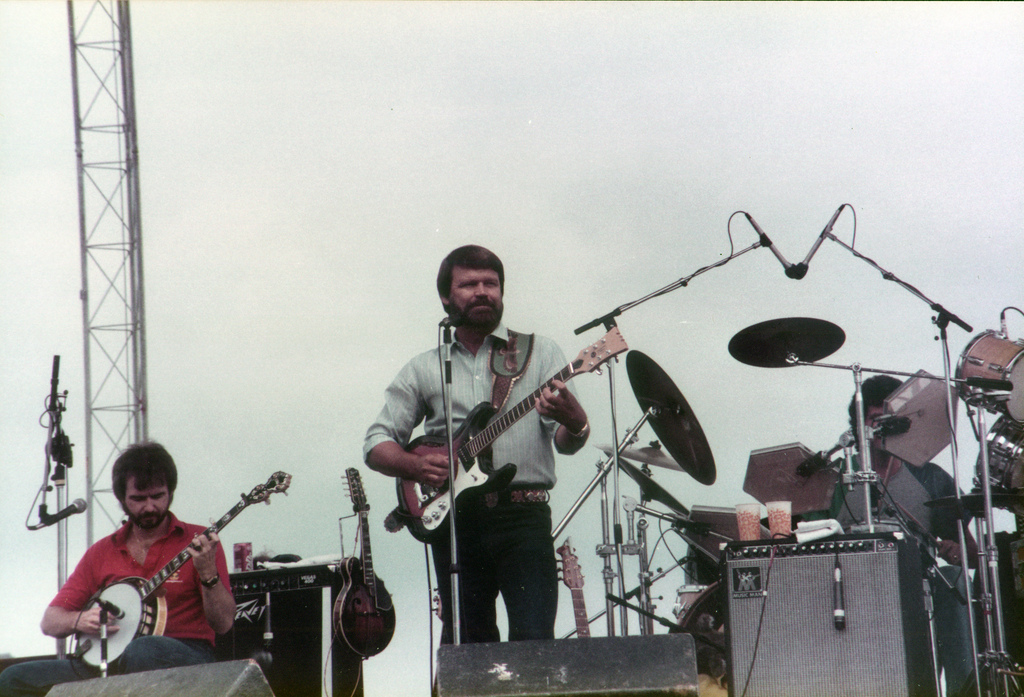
[[724, 534, 935, 697]]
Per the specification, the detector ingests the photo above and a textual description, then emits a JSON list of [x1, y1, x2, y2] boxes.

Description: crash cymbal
[[595, 442, 684, 472], [617, 457, 689, 516], [626, 351, 716, 486], [728, 317, 845, 368]]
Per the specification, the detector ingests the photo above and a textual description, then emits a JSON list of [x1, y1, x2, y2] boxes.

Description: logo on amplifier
[[732, 566, 764, 598]]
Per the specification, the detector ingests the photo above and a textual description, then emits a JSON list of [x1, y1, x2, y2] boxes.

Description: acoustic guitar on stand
[[557, 538, 590, 638], [391, 327, 628, 543], [74, 471, 292, 668], [334, 468, 396, 657]]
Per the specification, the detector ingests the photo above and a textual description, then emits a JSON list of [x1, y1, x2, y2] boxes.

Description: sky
[[2, 2, 1023, 696]]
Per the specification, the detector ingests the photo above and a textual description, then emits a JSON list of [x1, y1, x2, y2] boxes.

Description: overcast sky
[[2, 2, 1022, 695]]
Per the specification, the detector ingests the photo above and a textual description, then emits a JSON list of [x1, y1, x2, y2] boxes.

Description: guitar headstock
[[574, 327, 628, 375], [345, 468, 369, 513], [243, 471, 292, 506], [556, 538, 585, 590]]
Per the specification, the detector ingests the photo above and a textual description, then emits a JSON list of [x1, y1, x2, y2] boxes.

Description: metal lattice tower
[[67, 0, 148, 545]]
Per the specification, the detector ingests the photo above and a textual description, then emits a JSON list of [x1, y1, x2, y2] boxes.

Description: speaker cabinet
[[723, 533, 936, 697], [434, 634, 699, 697], [47, 659, 273, 697], [215, 565, 362, 697]]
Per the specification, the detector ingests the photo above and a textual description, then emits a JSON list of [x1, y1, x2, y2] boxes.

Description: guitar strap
[[490, 329, 534, 413]]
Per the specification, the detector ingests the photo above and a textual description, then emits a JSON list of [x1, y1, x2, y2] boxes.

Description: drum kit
[[555, 314, 1024, 694]]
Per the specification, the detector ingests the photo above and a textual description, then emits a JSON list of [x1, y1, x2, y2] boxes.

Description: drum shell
[[957, 331, 1024, 421]]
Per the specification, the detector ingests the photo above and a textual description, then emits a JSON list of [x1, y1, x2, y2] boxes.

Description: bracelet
[[569, 420, 590, 439], [200, 574, 220, 589]]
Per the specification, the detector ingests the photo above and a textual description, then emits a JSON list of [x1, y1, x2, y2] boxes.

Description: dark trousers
[[0, 636, 214, 697], [432, 497, 558, 644]]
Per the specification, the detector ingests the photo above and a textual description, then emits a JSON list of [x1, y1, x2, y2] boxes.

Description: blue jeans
[[432, 497, 558, 644], [0, 636, 215, 697]]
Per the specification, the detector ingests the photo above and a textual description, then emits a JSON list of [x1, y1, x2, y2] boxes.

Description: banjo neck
[[137, 502, 246, 599]]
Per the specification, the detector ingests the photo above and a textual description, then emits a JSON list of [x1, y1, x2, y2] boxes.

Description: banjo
[[74, 471, 291, 668]]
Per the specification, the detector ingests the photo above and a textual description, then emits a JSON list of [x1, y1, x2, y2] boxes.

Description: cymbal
[[626, 351, 716, 486], [595, 442, 684, 472], [617, 457, 689, 516], [924, 491, 1023, 516], [728, 317, 845, 368]]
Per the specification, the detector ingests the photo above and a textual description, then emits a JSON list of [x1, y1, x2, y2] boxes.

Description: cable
[[739, 545, 777, 697]]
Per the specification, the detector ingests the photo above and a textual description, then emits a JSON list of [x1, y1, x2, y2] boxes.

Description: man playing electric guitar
[[364, 245, 591, 644], [0, 443, 236, 697]]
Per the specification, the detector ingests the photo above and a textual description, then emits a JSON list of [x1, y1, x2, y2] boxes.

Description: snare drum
[[983, 416, 1024, 514], [957, 331, 1024, 421]]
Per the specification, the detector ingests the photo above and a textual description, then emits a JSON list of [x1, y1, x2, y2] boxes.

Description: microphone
[[36, 499, 88, 528], [745, 213, 796, 276], [95, 598, 125, 620], [833, 556, 846, 630], [797, 443, 843, 477], [439, 315, 462, 328], [49, 355, 61, 413], [788, 205, 846, 280], [872, 415, 912, 439]]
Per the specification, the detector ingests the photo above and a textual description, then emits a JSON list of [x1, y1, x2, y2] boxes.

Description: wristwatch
[[200, 574, 220, 589], [569, 420, 590, 439]]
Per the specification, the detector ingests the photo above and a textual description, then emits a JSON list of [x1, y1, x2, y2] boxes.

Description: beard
[[128, 509, 169, 530], [452, 299, 503, 330]]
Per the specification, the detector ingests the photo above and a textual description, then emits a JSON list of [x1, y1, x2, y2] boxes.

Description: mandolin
[[334, 468, 396, 657]]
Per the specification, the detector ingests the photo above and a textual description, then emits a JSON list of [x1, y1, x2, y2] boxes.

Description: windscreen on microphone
[[873, 415, 912, 439]]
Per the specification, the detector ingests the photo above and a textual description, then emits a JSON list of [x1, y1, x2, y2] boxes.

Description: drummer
[[817, 374, 978, 697]]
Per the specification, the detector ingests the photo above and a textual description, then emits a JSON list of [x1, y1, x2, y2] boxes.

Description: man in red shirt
[[0, 443, 236, 697]]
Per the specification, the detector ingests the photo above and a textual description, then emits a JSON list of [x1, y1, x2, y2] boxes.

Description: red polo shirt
[[50, 513, 230, 646]]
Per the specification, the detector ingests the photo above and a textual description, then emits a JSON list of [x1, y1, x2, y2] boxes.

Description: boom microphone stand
[[27, 356, 83, 659]]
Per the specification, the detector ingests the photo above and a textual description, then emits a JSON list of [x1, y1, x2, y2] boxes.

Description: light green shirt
[[363, 323, 573, 488]]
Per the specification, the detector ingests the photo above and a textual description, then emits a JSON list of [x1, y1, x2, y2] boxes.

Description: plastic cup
[[735, 503, 763, 541], [766, 501, 792, 538]]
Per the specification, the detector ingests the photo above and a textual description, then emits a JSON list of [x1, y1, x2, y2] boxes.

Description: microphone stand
[[811, 229, 1008, 696], [572, 232, 766, 635], [440, 323, 462, 645], [33, 356, 75, 659]]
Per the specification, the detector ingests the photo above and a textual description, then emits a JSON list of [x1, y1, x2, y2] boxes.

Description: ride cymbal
[[728, 317, 845, 368], [626, 351, 716, 486]]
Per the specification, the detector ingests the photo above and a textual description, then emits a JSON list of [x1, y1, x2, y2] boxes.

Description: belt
[[484, 488, 550, 508]]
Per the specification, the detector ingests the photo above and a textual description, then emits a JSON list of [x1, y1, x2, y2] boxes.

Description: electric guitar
[[392, 327, 628, 543], [75, 471, 292, 667], [334, 468, 396, 657], [556, 538, 590, 638]]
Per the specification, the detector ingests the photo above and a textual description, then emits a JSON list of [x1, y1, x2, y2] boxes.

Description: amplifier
[[215, 564, 363, 697], [722, 533, 936, 697]]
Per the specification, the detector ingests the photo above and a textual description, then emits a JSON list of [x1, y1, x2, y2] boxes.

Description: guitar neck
[[570, 589, 590, 638], [359, 510, 377, 595], [463, 361, 581, 459], [140, 502, 244, 599]]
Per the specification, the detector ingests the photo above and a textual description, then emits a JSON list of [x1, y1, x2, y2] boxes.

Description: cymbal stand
[[620, 496, 654, 635], [964, 396, 1016, 696], [553, 411, 653, 637]]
